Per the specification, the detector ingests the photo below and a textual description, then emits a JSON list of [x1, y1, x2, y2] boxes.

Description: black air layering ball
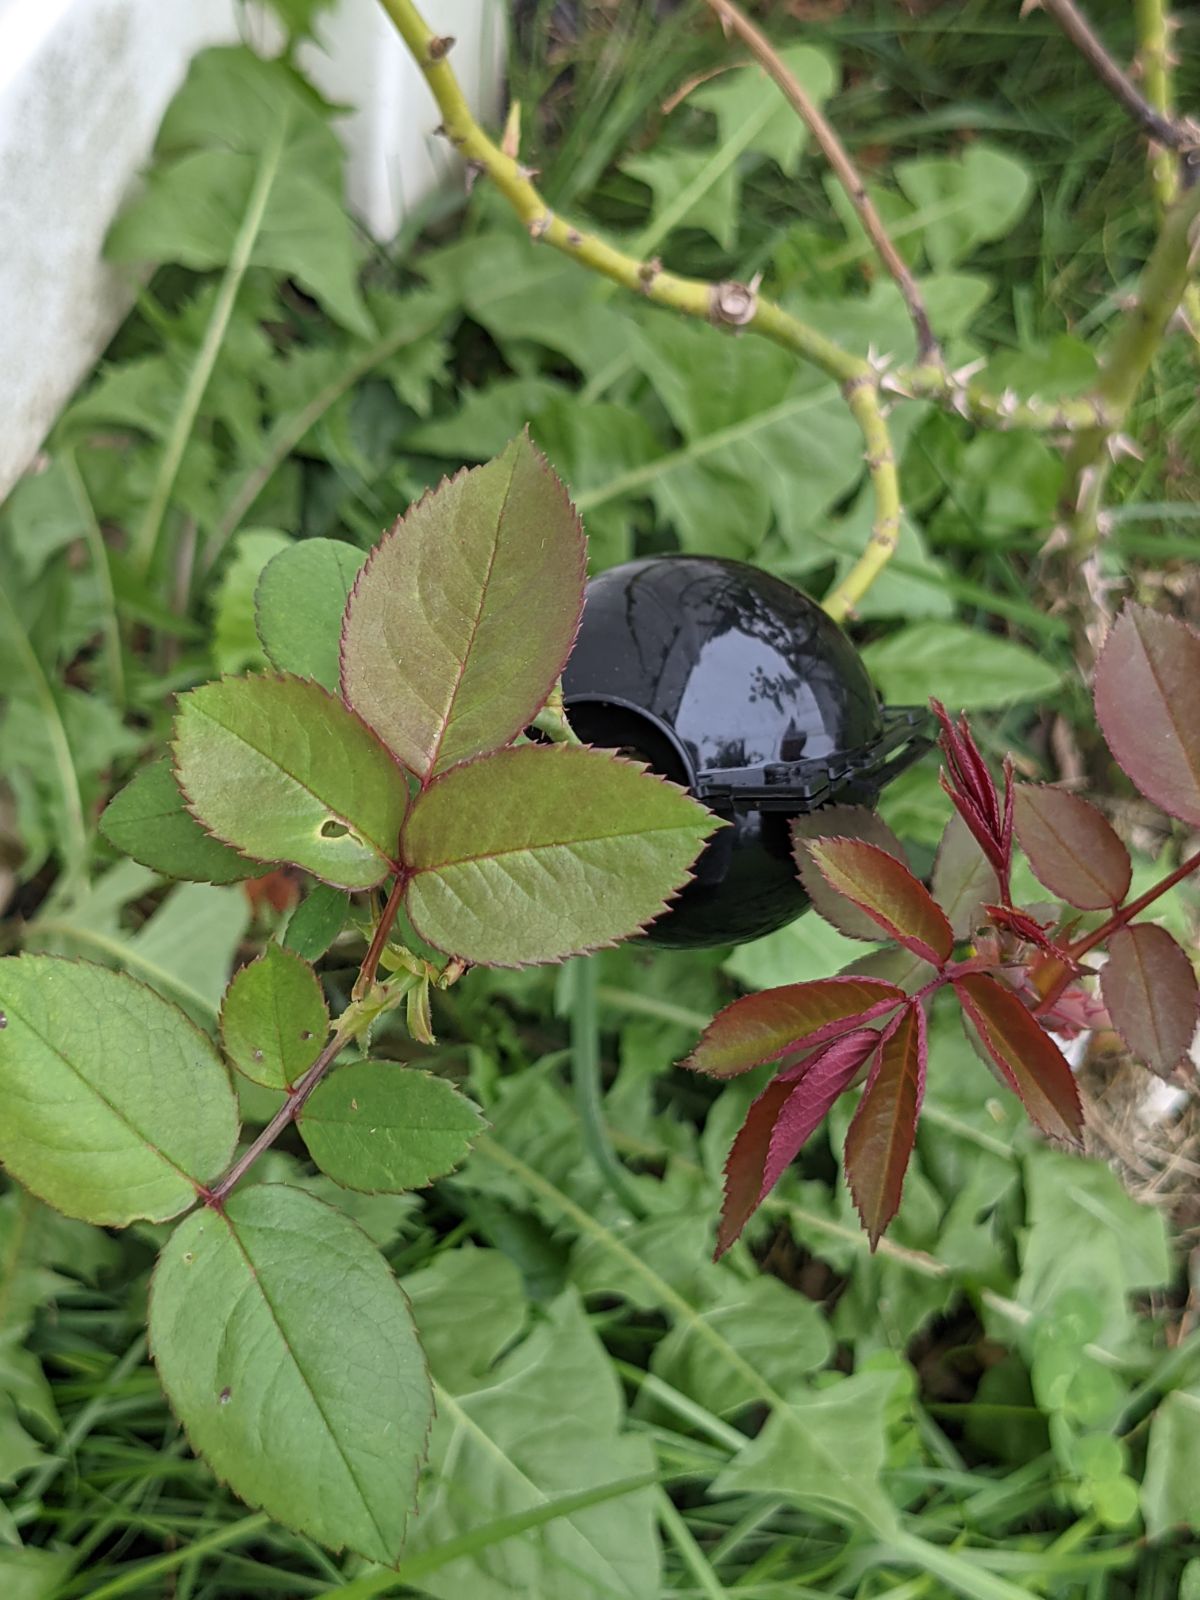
[[562, 555, 932, 948]]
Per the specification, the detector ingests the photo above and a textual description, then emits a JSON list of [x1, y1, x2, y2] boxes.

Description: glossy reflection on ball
[[562, 556, 932, 948]]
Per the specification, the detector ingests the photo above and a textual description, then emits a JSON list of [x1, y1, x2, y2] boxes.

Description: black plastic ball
[[562, 555, 927, 948]]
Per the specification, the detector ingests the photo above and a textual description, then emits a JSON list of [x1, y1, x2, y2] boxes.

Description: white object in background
[[301, 0, 506, 243], [0, 0, 505, 504]]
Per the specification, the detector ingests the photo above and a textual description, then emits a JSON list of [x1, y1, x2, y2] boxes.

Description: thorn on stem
[[710, 277, 759, 326], [528, 210, 553, 240], [500, 99, 521, 160], [428, 34, 455, 62], [638, 256, 663, 293]]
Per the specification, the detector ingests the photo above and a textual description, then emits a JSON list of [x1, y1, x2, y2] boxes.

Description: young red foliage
[[932, 700, 1014, 902], [685, 976, 905, 1078], [792, 807, 911, 942], [954, 972, 1083, 1145], [1094, 604, 1200, 827], [843, 1002, 927, 1249], [1101, 923, 1199, 1080], [717, 1028, 879, 1257], [805, 838, 954, 966], [700, 617, 1200, 1255], [1014, 784, 1132, 910], [984, 903, 1062, 955]]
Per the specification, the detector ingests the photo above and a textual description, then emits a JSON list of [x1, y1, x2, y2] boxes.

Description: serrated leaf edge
[[338, 431, 588, 780], [146, 1182, 433, 1565], [401, 743, 723, 970], [0, 954, 240, 1225], [171, 672, 411, 893], [297, 1065, 488, 1194], [218, 943, 330, 1092]]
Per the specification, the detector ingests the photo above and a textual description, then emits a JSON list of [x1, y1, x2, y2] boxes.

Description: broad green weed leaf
[[896, 144, 1033, 269], [174, 674, 408, 889], [1143, 1389, 1200, 1539], [724, 914, 872, 991], [1018, 1148, 1170, 1348], [402, 1247, 526, 1393], [0, 1398, 48, 1483], [930, 430, 1063, 543], [156, 47, 343, 183], [624, 148, 738, 250], [862, 622, 1063, 708], [633, 318, 861, 558], [534, 397, 665, 568], [255, 537, 367, 692], [1100, 923, 1199, 1079], [101, 758, 266, 884], [404, 1289, 658, 1600], [212, 529, 290, 674], [651, 1275, 832, 1416], [0, 957, 238, 1225], [1093, 604, 1200, 825], [299, 1064, 483, 1191], [124, 881, 251, 1023], [1014, 784, 1132, 909], [0, 1546, 72, 1600], [712, 1367, 901, 1525], [693, 44, 836, 174], [220, 944, 328, 1089], [5, 458, 84, 581], [340, 434, 585, 778], [284, 883, 350, 962], [686, 976, 904, 1078], [415, 233, 627, 379], [627, 44, 836, 253], [150, 1184, 432, 1563], [406, 376, 569, 460], [108, 147, 372, 337], [402, 745, 717, 965]]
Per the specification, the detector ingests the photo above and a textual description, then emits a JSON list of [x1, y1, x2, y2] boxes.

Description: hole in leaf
[[319, 818, 350, 840]]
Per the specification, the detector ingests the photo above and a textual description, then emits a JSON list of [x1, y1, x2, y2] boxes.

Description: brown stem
[[701, 0, 940, 360], [207, 1029, 350, 1204], [354, 872, 408, 999], [1070, 845, 1200, 962], [1040, 0, 1198, 167]]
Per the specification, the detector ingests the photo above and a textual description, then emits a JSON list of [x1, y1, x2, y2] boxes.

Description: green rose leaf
[[340, 432, 585, 778], [0, 956, 239, 1226], [101, 758, 267, 885], [174, 674, 408, 889], [255, 538, 367, 692], [284, 883, 351, 962], [220, 944, 329, 1089], [402, 744, 718, 965], [149, 1184, 433, 1564], [299, 1063, 484, 1191]]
